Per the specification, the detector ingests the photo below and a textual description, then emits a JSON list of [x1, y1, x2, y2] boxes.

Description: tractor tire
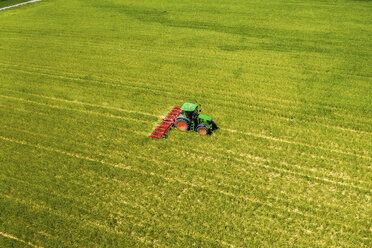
[[197, 124, 209, 135], [175, 118, 190, 131]]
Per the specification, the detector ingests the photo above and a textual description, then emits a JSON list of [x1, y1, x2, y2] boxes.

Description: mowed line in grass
[[3, 62, 368, 133], [0, 186, 237, 248], [2, 90, 370, 185], [1, 42, 371, 95], [1, 55, 370, 118], [2, 104, 370, 242], [1, 181, 238, 248], [0, 231, 42, 248], [0, 147, 247, 248], [1, 59, 370, 119], [0, 27, 369, 83], [224, 128, 371, 160], [2, 113, 371, 194], [0, 139, 274, 248], [0, 94, 152, 125], [0, 146, 167, 247], [2, 120, 370, 207], [1, 124, 370, 230], [2, 57, 367, 110], [0, 86, 158, 118], [0, 136, 365, 247], [0, 175, 362, 248], [0, 90, 370, 160], [0, 145, 364, 248], [1, 64, 370, 134], [3, 101, 369, 187], [1, 46, 368, 109], [2, 101, 370, 230], [2, 101, 370, 184], [0, 17, 370, 80], [1, 100, 370, 187], [0, 104, 151, 141], [0, 193, 158, 248]]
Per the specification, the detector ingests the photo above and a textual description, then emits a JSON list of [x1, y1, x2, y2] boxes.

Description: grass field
[[0, 0, 371, 247], [0, 0, 34, 9]]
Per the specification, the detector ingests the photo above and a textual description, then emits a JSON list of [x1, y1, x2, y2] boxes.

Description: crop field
[[0, 0, 371, 247]]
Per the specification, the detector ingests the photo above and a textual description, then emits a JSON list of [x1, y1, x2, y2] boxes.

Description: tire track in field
[[0, 194, 160, 248], [1, 162, 362, 248], [2, 63, 370, 128], [1, 90, 370, 159], [0, 87, 160, 118], [0, 192, 71, 247], [1, 176, 237, 248], [3, 82, 370, 142], [2, 97, 370, 185], [2, 33, 371, 80], [2, 62, 368, 123], [2, 87, 370, 155], [5, 127, 362, 245], [108, 194, 239, 248], [144, 137, 371, 192], [4, 123, 370, 235], [0, 61, 320, 109], [182, 144, 372, 193], [2, 169, 240, 248], [0, 94, 152, 124], [128, 155, 363, 237], [3, 122, 370, 201], [143, 149, 371, 213], [216, 148, 370, 188], [225, 128, 371, 160], [5, 67, 371, 135], [0, 108, 150, 143], [1, 133, 369, 234], [115, 46, 372, 79], [2, 48, 370, 113], [2, 103, 370, 190], [2, 138, 368, 247], [0, 159, 359, 248], [2, 109, 370, 193], [0, 231, 42, 248], [3, 102, 364, 177], [3, 63, 370, 133]]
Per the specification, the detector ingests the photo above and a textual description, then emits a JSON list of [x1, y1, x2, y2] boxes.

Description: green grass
[[0, 0, 34, 9], [0, 0, 371, 247]]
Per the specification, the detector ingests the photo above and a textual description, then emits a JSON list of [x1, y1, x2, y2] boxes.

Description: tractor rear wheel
[[197, 125, 209, 135], [175, 118, 190, 131]]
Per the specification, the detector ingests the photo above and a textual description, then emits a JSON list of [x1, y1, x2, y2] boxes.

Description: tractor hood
[[198, 114, 213, 121]]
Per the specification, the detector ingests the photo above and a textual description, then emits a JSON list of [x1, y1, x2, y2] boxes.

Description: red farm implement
[[149, 106, 181, 139]]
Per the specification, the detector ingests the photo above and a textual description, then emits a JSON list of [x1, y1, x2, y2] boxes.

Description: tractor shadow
[[211, 122, 219, 134]]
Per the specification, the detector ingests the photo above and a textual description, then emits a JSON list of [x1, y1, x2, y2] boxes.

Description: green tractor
[[175, 103, 215, 135]]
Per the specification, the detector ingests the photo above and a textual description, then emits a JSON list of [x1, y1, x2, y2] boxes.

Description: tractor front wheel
[[175, 118, 190, 131], [197, 125, 209, 135]]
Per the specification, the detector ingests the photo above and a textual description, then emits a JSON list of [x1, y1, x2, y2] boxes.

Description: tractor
[[174, 103, 215, 135]]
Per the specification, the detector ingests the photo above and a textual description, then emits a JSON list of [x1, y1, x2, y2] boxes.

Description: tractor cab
[[180, 102, 199, 120], [175, 102, 215, 135]]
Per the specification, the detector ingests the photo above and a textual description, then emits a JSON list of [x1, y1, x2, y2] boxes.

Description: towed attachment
[[149, 106, 181, 139]]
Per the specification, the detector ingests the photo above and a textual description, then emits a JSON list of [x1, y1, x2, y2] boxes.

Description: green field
[[0, 0, 371, 247], [0, 0, 33, 9]]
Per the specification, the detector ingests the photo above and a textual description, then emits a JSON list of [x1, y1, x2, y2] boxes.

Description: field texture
[[0, 0, 33, 9], [0, 0, 371, 247]]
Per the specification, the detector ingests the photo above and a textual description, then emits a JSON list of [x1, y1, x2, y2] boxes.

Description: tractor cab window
[[182, 111, 193, 119], [181, 107, 198, 120]]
